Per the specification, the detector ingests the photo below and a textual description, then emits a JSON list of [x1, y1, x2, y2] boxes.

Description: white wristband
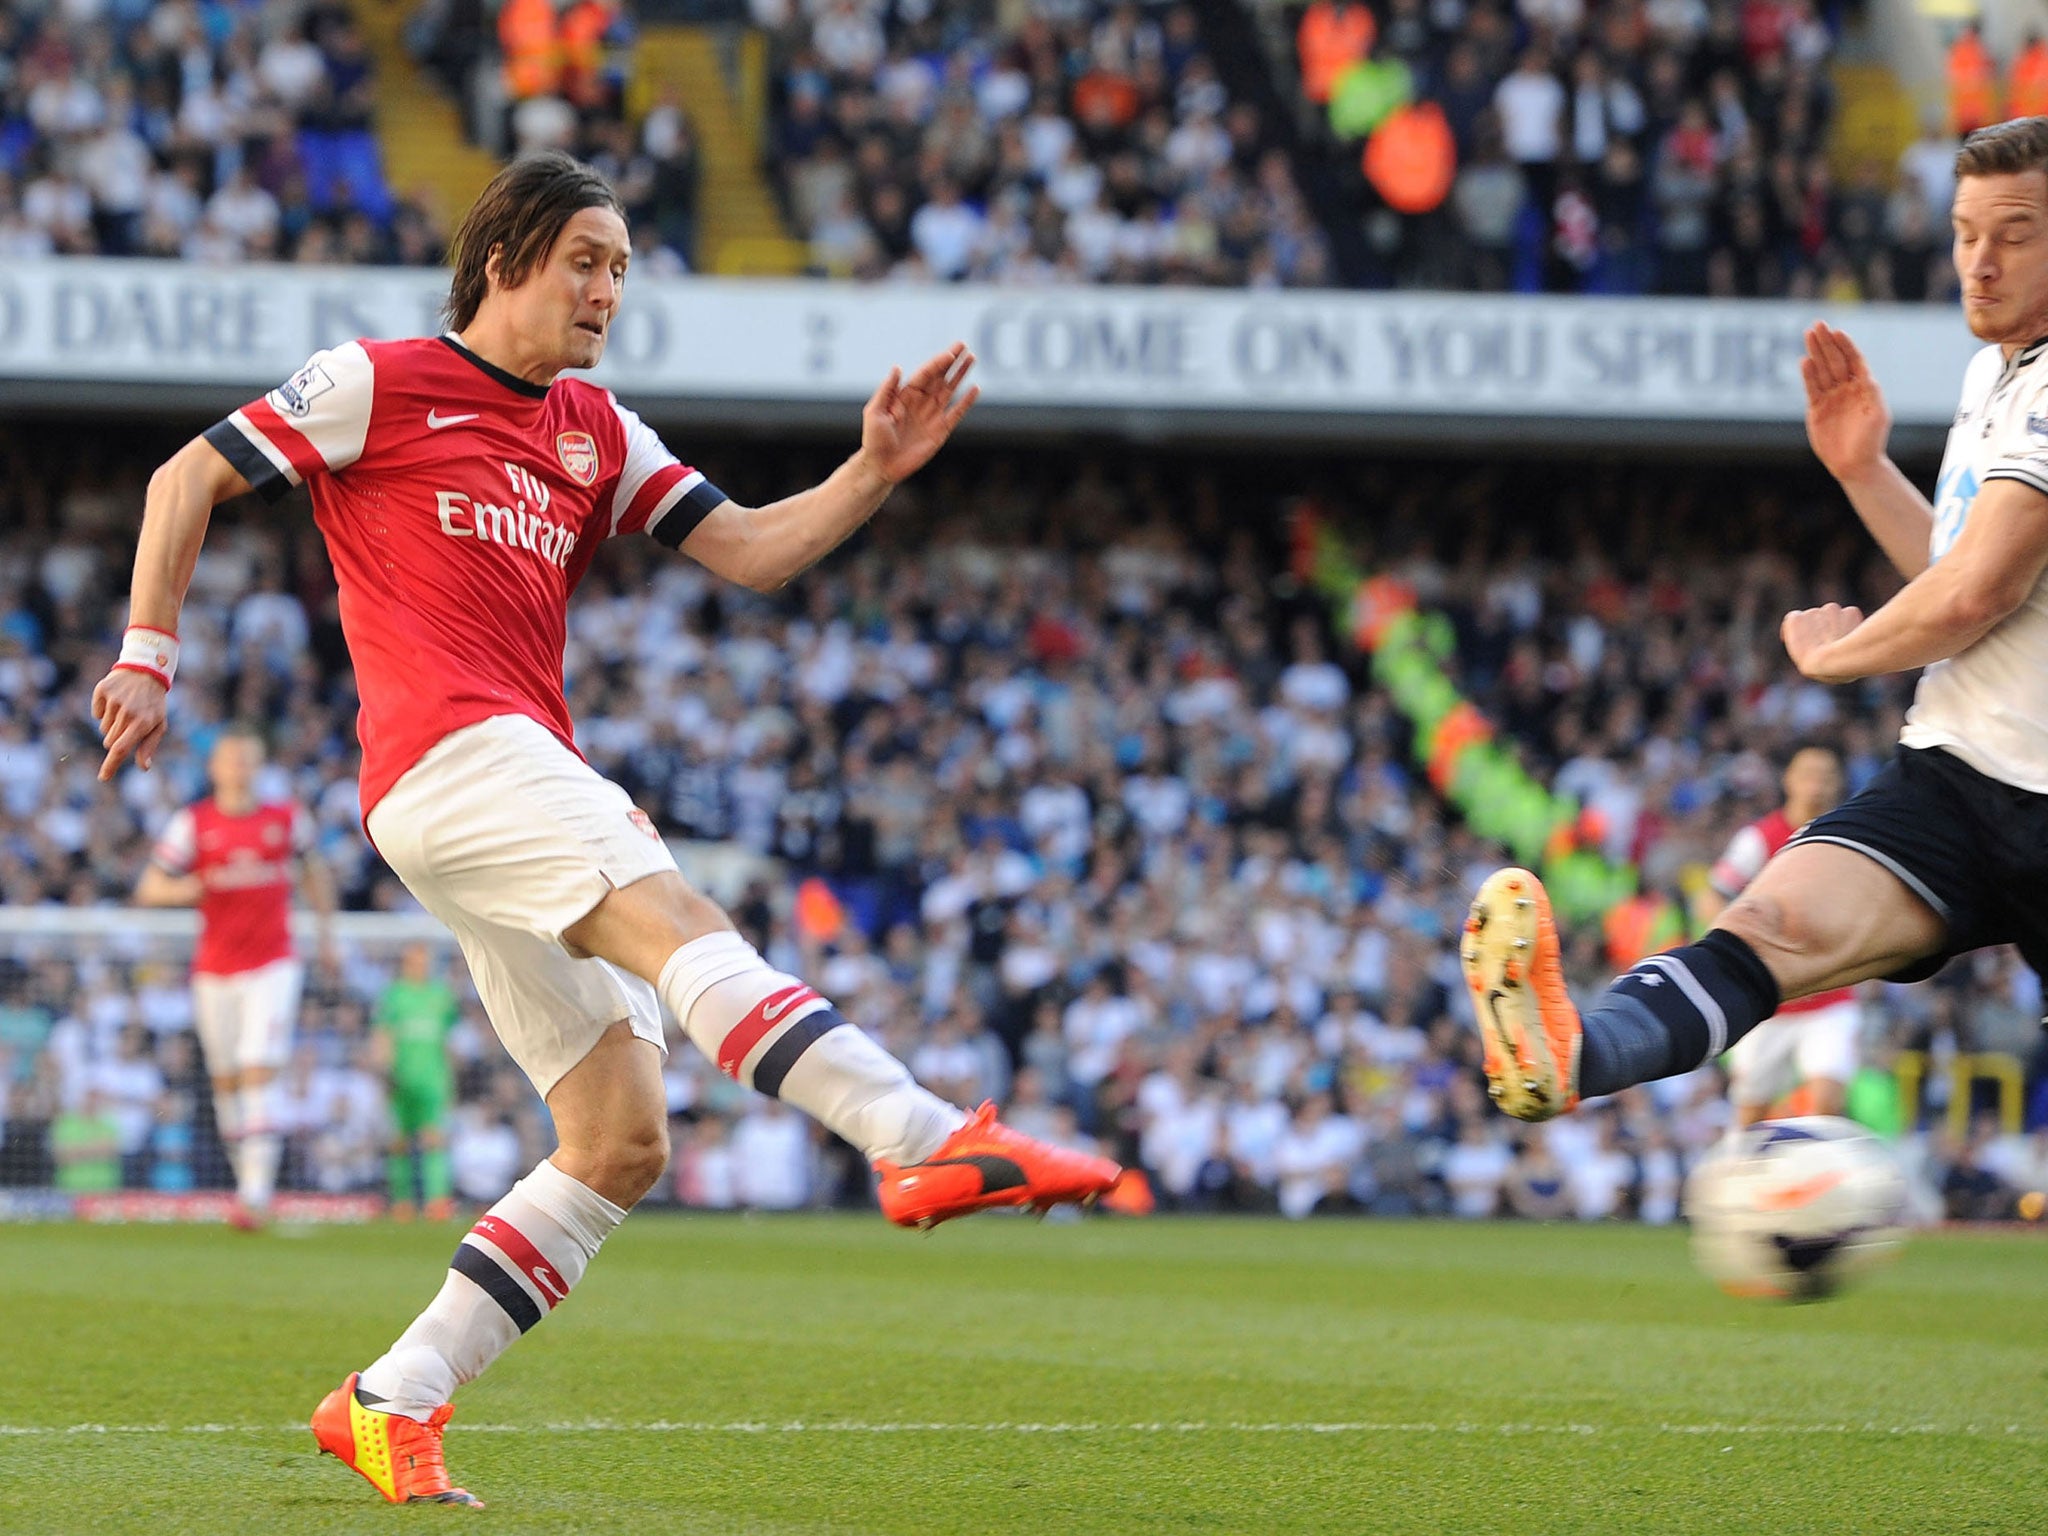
[[114, 625, 179, 689]]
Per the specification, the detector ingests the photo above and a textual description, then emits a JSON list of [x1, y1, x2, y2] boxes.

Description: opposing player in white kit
[[1459, 117, 2048, 1131], [91, 152, 1142, 1509], [1695, 744, 1859, 1126], [135, 725, 336, 1227]]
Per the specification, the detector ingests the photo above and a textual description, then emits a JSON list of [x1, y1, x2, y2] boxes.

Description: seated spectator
[[1273, 1091, 1364, 1219], [1442, 1120, 1513, 1218], [731, 1100, 811, 1210]]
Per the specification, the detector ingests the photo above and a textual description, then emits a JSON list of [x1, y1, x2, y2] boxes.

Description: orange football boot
[[1460, 867, 1583, 1121], [311, 1373, 483, 1508], [875, 1101, 1142, 1229]]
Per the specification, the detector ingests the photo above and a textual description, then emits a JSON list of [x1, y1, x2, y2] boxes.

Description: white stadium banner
[[0, 257, 1980, 443]]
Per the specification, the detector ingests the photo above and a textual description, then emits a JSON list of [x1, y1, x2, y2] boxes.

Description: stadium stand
[[0, 422, 2040, 1220], [1, 0, 1965, 300], [1244, 0, 1956, 300], [755, 0, 1332, 284]]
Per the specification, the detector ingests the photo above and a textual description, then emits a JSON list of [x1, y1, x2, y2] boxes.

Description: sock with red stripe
[[355, 1158, 624, 1421], [658, 930, 963, 1165]]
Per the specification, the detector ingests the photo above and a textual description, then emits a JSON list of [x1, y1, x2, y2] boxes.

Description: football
[[1683, 1116, 1909, 1302]]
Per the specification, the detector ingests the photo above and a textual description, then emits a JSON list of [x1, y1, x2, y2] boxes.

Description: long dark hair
[[441, 151, 626, 331]]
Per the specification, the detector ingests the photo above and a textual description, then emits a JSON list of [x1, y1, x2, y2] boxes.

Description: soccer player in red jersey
[[1694, 744, 1860, 1127], [91, 153, 1138, 1508], [135, 724, 337, 1228]]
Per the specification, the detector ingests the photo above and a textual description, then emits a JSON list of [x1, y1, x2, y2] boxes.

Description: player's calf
[[658, 929, 963, 1166], [1575, 929, 1781, 1100], [349, 1158, 626, 1425]]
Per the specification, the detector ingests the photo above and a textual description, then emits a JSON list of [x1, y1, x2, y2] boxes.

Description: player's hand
[[1782, 602, 1865, 683], [1801, 323, 1891, 484], [90, 667, 169, 780], [856, 343, 980, 486]]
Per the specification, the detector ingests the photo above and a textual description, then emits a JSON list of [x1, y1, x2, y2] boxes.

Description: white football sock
[[657, 931, 962, 1165], [211, 1085, 243, 1192], [357, 1159, 624, 1421], [237, 1082, 281, 1211]]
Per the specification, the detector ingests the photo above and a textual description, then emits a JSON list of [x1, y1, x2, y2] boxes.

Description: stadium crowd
[[760, 0, 1332, 285], [0, 0, 435, 264], [1291, 0, 1968, 301], [0, 0, 1986, 303], [0, 0, 695, 272], [0, 426, 2041, 1221]]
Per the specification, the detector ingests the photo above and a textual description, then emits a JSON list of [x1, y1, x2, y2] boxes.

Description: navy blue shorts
[[1788, 745, 2048, 983]]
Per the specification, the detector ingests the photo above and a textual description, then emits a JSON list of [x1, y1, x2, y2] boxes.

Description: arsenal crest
[[556, 430, 599, 486]]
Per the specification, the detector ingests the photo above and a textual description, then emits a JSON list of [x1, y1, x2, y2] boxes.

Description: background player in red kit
[[91, 152, 1142, 1509], [1694, 744, 1860, 1126], [135, 724, 337, 1227]]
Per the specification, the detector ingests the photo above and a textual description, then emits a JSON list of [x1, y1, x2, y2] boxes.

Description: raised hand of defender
[[91, 666, 169, 780], [858, 343, 980, 486], [1801, 322, 1891, 484], [1782, 602, 1865, 683]]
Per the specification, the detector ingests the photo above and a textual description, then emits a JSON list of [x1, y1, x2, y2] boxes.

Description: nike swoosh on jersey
[[426, 410, 481, 429]]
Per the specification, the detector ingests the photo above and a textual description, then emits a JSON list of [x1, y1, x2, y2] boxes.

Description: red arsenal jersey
[[153, 799, 309, 976], [1708, 808, 1853, 1014], [203, 335, 727, 817]]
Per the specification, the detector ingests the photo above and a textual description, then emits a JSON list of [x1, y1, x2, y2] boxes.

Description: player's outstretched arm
[[133, 863, 202, 907], [1783, 477, 2048, 683], [1801, 322, 1934, 580], [680, 343, 979, 591], [300, 846, 341, 975], [92, 437, 251, 780]]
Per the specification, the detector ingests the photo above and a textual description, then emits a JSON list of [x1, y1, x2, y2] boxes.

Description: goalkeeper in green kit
[[374, 944, 463, 1221]]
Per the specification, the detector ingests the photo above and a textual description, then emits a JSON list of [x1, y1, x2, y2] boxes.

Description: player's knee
[[592, 1121, 669, 1206], [1717, 890, 1837, 965]]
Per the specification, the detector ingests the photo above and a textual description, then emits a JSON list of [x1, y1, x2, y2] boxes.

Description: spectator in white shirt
[[909, 178, 985, 280], [731, 1099, 810, 1210], [205, 167, 281, 248], [1442, 1121, 1513, 1218], [1493, 49, 1564, 186], [450, 1105, 524, 1203], [1273, 1092, 1364, 1219]]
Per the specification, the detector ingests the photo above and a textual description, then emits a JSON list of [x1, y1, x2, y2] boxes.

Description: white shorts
[[1725, 997, 1861, 1108], [191, 957, 303, 1075], [366, 713, 675, 1098]]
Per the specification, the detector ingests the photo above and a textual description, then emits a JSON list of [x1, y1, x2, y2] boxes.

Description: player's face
[[1952, 170, 2048, 344], [1782, 748, 1843, 819], [209, 734, 261, 799], [512, 206, 631, 372]]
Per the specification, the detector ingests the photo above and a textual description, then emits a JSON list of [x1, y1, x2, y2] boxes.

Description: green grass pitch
[[1, 1216, 2043, 1534]]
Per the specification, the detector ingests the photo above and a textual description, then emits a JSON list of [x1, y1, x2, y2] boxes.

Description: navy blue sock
[[1577, 930, 1780, 1098]]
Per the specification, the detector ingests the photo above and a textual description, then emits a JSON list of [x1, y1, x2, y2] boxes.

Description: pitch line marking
[[0, 1420, 2038, 1440]]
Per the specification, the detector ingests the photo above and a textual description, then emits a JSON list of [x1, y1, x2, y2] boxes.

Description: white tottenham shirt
[[1900, 337, 2048, 791]]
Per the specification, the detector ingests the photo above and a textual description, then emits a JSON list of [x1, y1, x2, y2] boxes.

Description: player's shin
[[657, 931, 963, 1164], [1576, 929, 1780, 1097], [355, 1159, 625, 1420], [237, 1078, 282, 1211], [210, 1083, 243, 1189]]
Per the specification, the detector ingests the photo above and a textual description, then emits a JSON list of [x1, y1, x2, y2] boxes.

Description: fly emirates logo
[[435, 461, 580, 570]]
